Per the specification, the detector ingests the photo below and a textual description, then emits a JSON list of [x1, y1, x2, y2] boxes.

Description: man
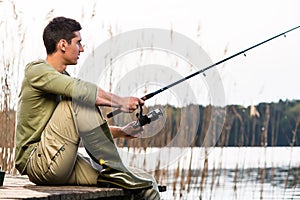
[[15, 16, 160, 199]]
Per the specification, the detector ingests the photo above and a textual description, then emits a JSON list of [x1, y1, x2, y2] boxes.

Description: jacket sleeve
[[26, 61, 98, 105]]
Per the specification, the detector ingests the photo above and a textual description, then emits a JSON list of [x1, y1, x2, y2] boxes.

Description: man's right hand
[[119, 97, 144, 113], [95, 87, 144, 113]]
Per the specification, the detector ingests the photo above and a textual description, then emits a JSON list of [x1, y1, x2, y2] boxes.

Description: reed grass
[[1, 2, 300, 199]]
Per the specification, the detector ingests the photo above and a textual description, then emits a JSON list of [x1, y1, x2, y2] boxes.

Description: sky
[[1, 0, 300, 107]]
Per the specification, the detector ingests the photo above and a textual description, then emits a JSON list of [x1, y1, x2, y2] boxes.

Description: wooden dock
[[0, 174, 130, 199]]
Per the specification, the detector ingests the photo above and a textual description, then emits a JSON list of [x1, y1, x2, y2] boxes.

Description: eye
[[76, 41, 83, 48]]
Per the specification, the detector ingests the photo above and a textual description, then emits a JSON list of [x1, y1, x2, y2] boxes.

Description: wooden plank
[[0, 174, 130, 200]]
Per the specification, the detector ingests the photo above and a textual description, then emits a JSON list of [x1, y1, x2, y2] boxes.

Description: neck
[[46, 55, 67, 73]]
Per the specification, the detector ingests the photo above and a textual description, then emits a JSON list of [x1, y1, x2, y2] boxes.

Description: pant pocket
[[43, 144, 66, 177], [28, 134, 66, 184]]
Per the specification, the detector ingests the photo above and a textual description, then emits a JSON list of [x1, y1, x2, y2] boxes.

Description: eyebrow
[[74, 37, 82, 43]]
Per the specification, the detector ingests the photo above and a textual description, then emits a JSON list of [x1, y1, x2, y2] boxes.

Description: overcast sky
[[1, 0, 300, 107]]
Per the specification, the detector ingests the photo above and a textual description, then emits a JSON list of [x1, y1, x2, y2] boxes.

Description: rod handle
[[106, 108, 122, 118]]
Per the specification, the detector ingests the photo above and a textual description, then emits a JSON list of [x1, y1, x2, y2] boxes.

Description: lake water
[[80, 147, 300, 200]]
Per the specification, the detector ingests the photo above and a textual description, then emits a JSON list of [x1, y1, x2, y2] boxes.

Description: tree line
[[108, 99, 300, 147]]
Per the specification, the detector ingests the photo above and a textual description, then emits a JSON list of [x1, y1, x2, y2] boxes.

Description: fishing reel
[[133, 104, 163, 128]]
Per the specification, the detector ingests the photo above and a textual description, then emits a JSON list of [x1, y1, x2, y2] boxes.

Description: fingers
[[132, 97, 144, 107], [119, 96, 145, 113], [130, 122, 144, 137], [138, 98, 145, 106], [127, 97, 145, 112], [130, 127, 144, 138], [121, 121, 144, 139]]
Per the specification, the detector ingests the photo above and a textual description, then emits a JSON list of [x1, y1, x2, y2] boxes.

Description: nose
[[80, 44, 84, 52]]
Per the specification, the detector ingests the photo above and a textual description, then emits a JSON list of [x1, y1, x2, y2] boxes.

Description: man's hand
[[95, 87, 144, 113], [121, 121, 144, 138], [110, 121, 144, 139], [119, 97, 144, 113]]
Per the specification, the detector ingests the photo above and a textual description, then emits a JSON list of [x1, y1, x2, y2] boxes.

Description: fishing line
[[107, 25, 300, 118]]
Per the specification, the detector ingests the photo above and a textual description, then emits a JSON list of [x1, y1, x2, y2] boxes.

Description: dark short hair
[[43, 17, 82, 54]]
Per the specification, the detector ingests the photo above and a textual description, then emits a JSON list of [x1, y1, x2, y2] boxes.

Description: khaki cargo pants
[[26, 100, 103, 185], [25, 100, 158, 191]]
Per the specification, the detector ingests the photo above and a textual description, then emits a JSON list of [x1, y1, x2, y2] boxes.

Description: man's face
[[63, 31, 84, 65]]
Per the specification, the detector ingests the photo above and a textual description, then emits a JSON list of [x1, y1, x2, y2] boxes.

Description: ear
[[58, 39, 68, 52]]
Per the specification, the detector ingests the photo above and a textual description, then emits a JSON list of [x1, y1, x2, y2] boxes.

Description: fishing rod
[[107, 25, 300, 119]]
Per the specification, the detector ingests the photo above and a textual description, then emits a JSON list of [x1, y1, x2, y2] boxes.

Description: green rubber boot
[[81, 121, 153, 190], [131, 187, 160, 200]]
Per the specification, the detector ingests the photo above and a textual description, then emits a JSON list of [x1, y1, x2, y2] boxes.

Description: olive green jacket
[[15, 60, 98, 174]]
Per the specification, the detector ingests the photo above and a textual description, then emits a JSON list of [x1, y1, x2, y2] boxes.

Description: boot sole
[[97, 179, 153, 190]]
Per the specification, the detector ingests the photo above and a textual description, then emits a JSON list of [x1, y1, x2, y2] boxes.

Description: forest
[[108, 99, 300, 148], [1, 100, 300, 151]]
